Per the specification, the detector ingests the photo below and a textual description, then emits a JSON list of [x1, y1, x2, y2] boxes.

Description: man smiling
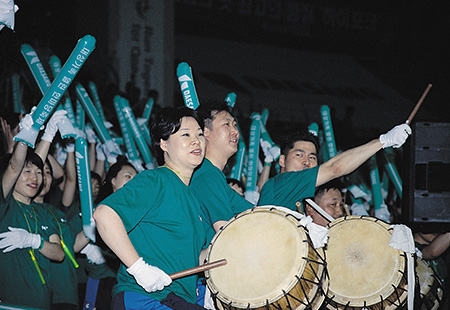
[[258, 123, 411, 212]]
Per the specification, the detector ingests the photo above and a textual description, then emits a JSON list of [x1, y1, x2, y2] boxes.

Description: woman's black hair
[[96, 159, 137, 204], [226, 178, 246, 193], [150, 106, 203, 165]]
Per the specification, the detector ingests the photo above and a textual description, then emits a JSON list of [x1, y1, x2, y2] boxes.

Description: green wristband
[[37, 236, 45, 251]]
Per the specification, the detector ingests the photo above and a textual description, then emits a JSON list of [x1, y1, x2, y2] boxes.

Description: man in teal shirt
[[191, 101, 253, 235], [259, 123, 412, 211]]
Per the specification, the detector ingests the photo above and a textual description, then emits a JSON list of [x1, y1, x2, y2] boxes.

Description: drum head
[[325, 216, 405, 307], [206, 207, 309, 308]]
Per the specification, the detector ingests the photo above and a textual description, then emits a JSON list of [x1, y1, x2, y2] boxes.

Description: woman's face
[[39, 162, 53, 197], [160, 117, 205, 174], [14, 162, 43, 203], [91, 177, 100, 201], [111, 165, 137, 192]]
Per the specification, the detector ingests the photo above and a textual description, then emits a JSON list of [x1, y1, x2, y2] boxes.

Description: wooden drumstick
[[406, 83, 432, 124], [169, 259, 227, 280]]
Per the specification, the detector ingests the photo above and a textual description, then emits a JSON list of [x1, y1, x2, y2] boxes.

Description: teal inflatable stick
[[176, 62, 200, 110], [141, 97, 154, 124], [75, 99, 85, 131], [88, 81, 106, 123], [119, 97, 154, 169], [20, 44, 51, 94], [229, 140, 246, 181], [11, 73, 23, 113], [75, 83, 120, 155], [320, 105, 338, 159], [369, 155, 390, 222], [225, 92, 237, 110], [318, 129, 329, 162], [75, 137, 95, 242], [382, 150, 402, 197], [14, 36, 95, 147], [49, 55, 76, 128], [308, 122, 319, 137], [113, 96, 141, 164], [261, 108, 269, 125], [140, 123, 152, 147], [245, 113, 261, 192], [112, 137, 124, 146], [47, 55, 77, 139], [259, 118, 280, 162]]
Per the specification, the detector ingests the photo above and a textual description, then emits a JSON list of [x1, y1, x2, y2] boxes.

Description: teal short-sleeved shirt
[[0, 179, 59, 309], [100, 167, 207, 303], [40, 201, 79, 306], [258, 166, 319, 211], [191, 158, 253, 242]]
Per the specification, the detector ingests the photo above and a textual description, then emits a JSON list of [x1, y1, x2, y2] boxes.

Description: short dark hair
[[226, 178, 246, 192], [280, 131, 320, 157], [314, 179, 345, 200], [196, 100, 231, 130], [150, 106, 203, 165]]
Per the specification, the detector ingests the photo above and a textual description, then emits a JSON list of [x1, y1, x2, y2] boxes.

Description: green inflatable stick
[[369, 155, 390, 222], [75, 99, 85, 131], [11, 73, 23, 113], [308, 122, 319, 137], [225, 92, 237, 110], [113, 96, 143, 171], [176, 62, 200, 110], [75, 83, 120, 155], [119, 97, 154, 169], [245, 113, 261, 192], [88, 81, 106, 123], [14, 35, 95, 147], [75, 137, 95, 242], [141, 97, 154, 124], [320, 105, 338, 159]]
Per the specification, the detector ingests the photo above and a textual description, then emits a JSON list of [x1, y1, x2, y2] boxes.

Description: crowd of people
[[1, 3, 449, 309]]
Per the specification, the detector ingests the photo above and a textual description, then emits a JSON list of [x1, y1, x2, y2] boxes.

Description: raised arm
[[61, 146, 77, 207], [2, 141, 28, 198], [317, 123, 411, 187]]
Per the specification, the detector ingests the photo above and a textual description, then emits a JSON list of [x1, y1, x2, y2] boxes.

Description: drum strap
[[389, 224, 416, 310]]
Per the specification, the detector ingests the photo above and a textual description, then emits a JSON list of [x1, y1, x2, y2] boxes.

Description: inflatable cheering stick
[[75, 83, 120, 156], [225, 92, 237, 110], [369, 155, 390, 223], [75, 137, 96, 242], [308, 122, 319, 137], [113, 96, 144, 172], [88, 81, 107, 123], [245, 113, 262, 192], [119, 97, 154, 169], [49, 55, 78, 130], [177, 62, 200, 110], [14, 35, 96, 147], [11, 73, 23, 113], [320, 105, 338, 159]]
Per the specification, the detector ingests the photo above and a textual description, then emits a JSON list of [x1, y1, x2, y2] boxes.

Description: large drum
[[205, 206, 328, 310], [323, 216, 408, 310], [415, 257, 444, 310]]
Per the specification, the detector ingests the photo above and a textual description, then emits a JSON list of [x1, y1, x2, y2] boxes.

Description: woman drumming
[[93, 106, 208, 310]]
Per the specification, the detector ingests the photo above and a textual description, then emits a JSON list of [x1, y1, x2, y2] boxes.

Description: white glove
[[76, 128, 86, 139], [0, 227, 42, 253], [244, 189, 260, 205], [102, 143, 118, 164], [42, 110, 67, 142], [127, 257, 172, 293], [104, 121, 113, 129], [80, 243, 106, 264], [84, 125, 97, 143], [65, 143, 75, 153], [19, 106, 39, 131], [95, 143, 106, 161], [260, 139, 274, 163], [379, 124, 412, 148], [0, 0, 13, 14]]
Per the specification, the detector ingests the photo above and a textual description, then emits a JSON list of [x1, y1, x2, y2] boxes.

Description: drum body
[[323, 216, 408, 310], [205, 207, 328, 310], [415, 257, 444, 310]]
